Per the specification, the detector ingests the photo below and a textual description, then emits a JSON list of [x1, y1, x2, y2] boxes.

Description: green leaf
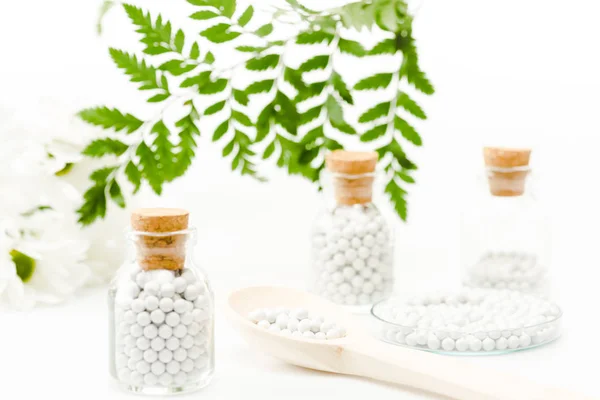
[[77, 183, 107, 225], [181, 70, 211, 88], [151, 120, 177, 181], [109, 180, 126, 208], [274, 91, 298, 135], [122, 4, 177, 55], [296, 30, 333, 45], [222, 139, 235, 157], [173, 112, 200, 176], [213, 120, 229, 141], [299, 105, 321, 125], [204, 101, 226, 115], [246, 54, 279, 71], [295, 81, 326, 102], [360, 124, 387, 141], [174, 29, 185, 53], [190, 10, 219, 20], [148, 93, 170, 102], [125, 161, 142, 193], [201, 23, 241, 43], [369, 38, 397, 55], [401, 40, 435, 95], [354, 73, 393, 90], [255, 23, 273, 37], [394, 116, 422, 145], [221, 0, 236, 17], [78, 107, 143, 133], [232, 110, 252, 126], [82, 138, 128, 157], [332, 72, 353, 105], [284, 68, 306, 92], [233, 89, 249, 105], [158, 60, 196, 76], [96, 0, 115, 35], [397, 92, 426, 119], [301, 126, 324, 145], [326, 95, 355, 134], [263, 141, 276, 159], [375, 0, 399, 32], [245, 80, 274, 95], [397, 170, 415, 184], [359, 102, 390, 123], [136, 141, 163, 194], [109, 48, 164, 91], [236, 45, 265, 53], [90, 166, 117, 182], [256, 103, 274, 142], [385, 178, 408, 220], [204, 51, 215, 64], [299, 55, 329, 72], [338, 38, 366, 57], [198, 78, 228, 94], [189, 42, 200, 59], [238, 5, 253, 26]]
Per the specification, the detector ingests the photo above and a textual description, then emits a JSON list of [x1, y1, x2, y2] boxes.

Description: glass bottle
[[460, 148, 551, 294], [310, 150, 394, 309], [109, 208, 214, 395]]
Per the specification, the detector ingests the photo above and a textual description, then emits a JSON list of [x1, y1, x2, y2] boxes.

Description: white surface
[[1, 0, 600, 398]]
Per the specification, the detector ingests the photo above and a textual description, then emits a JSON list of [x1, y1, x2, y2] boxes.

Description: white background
[[1, 0, 600, 399]]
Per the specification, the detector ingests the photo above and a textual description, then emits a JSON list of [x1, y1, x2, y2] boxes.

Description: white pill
[[117, 368, 131, 382], [344, 249, 358, 263], [144, 296, 159, 311], [184, 285, 200, 301], [248, 309, 266, 323], [130, 324, 144, 338], [441, 337, 455, 351], [143, 349, 158, 363], [166, 312, 181, 327], [265, 309, 278, 323], [192, 309, 209, 322], [173, 348, 187, 362], [508, 336, 520, 349], [371, 273, 383, 285], [129, 347, 143, 361], [158, 325, 172, 339], [195, 355, 209, 369], [180, 312, 193, 325], [298, 319, 312, 333], [427, 334, 441, 350], [351, 237, 362, 248], [144, 325, 158, 339], [354, 225, 367, 237], [337, 238, 350, 251], [130, 371, 144, 385], [315, 332, 327, 340], [257, 320, 270, 329], [519, 334, 532, 347], [342, 267, 356, 280], [166, 337, 180, 351], [351, 275, 365, 288], [362, 235, 375, 247], [468, 336, 483, 351], [149, 310, 165, 325], [174, 371, 188, 385], [188, 322, 201, 335], [173, 299, 188, 314], [188, 346, 203, 359], [136, 360, 151, 374], [131, 299, 145, 313], [151, 360, 166, 376], [123, 310, 136, 324], [158, 372, 173, 386], [159, 298, 174, 313], [136, 336, 151, 350], [405, 333, 418, 346], [143, 372, 158, 386], [137, 312, 151, 327], [362, 282, 375, 294], [367, 222, 379, 234], [337, 283, 351, 295], [482, 337, 496, 351], [151, 337, 166, 351], [161, 283, 175, 298], [352, 258, 365, 271], [144, 281, 160, 296], [358, 247, 370, 259], [360, 268, 373, 279], [455, 337, 469, 352], [158, 349, 173, 363], [496, 337, 508, 350], [166, 361, 180, 375], [180, 358, 194, 373], [173, 277, 187, 294], [173, 325, 187, 338], [276, 314, 289, 329], [303, 331, 315, 339], [331, 272, 344, 284], [342, 226, 354, 239]]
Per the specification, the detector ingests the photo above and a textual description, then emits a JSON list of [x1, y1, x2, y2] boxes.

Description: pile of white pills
[[311, 204, 393, 306], [374, 289, 561, 353], [113, 266, 212, 387], [248, 307, 346, 340], [465, 252, 547, 291]]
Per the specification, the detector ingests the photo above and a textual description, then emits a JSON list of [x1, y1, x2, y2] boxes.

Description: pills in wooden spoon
[[248, 307, 346, 339]]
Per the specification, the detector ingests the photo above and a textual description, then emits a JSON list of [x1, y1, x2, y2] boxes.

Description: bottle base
[[116, 371, 214, 396]]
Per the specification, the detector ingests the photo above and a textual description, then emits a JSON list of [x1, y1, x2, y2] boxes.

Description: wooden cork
[[325, 150, 378, 205], [483, 147, 531, 196], [131, 208, 190, 271]]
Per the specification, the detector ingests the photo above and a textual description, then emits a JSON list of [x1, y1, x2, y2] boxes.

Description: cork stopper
[[325, 150, 378, 205], [483, 147, 531, 196], [131, 208, 190, 271]]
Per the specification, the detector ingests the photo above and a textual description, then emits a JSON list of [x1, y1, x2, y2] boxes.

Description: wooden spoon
[[226, 286, 594, 400]]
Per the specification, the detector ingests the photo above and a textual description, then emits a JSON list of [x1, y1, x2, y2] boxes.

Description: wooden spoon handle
[[342, 340, 594, 400]]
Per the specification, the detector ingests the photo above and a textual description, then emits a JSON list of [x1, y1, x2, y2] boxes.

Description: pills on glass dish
[[464, 252, 547, 292], [374, 288, 561, 354], [248, 307, 346, 340], [311, 204, 394, 307], [112, 266, 212, 388]]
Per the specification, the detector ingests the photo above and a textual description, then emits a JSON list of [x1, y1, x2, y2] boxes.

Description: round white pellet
[[180, 335, 194, 349], [358, 247, 370, 259], [302, 331, 315, 339], [137, 312, 151, 327], [455, 337, 469, 352], [268, 324, 281, 333], [360, 268, 373, 279], [173, 277, 187, 294], [158, 325, 172, 339], [130, 371, 144, 385], [338, 283, 352, 295], [298, 319, 312, 333], [362, 235, 375, 247], [130, 347, 143, 361], [427, 334, 441, 350], [117, 368, 131, 383], [192, 309, 209, 322], [149, 309, 165, 325], [188, 322, 201, 335], [159, 349, 173, 363], [174, 371, 188, 385], [508, 335, 520, 349], [351, 237, 362, 249], [331, 272, 344, 284], [520, 334, 532, 347], [441, 337, 455, 351], [496, 337, 508, 350], [265, 309, 278, 323], [352, 258, 365, 271], [166, 361, 180, 375], [165, 312, 181, 327], [337, 238, 350, 251], [468, 336, 483, 351], [315, 332, 327, 340], [344, 248, 358, 263], [144, 281, 160, 296], [173, 324, 187, 339], [195, 355, 209, 369], [184, 285, 200, 301], [405, 333, 418, 346], [166, 337, 180, 351], [257, 320, 270, 329], [160, 283, 175, 298], [144, 325, 158, 339], [248, 309, 266, 323], [144, 296, 159, 311], [482, 337, 496, 351], [194, 295, 209, 309], [275, 314, 289, 329], [371, 273, 383, 285], [173, 348, 187, 362], [151, 361, 166, 376], [159, 298, 174, 313], [342, 226, 355, 239], [179, 358, 194, 373], [143, 349, 158, 363], [136, 360, 151, 374], [362, 282, 375, 294], [173, 299, 188, 314], [320, 322, 335, 332], [136, 337, 151, 350], [180, 312, 193, 325], [124, 310, 136, 324], [131, 299, 145, 313], [151, 337, 166, 351], [351, 275, 364, 288], [158, 372, 173, 386], [130, 324, 144, 338], [144, 372, 158, 386], [188, 346, 203, 359], [342, 267, 356, 280]]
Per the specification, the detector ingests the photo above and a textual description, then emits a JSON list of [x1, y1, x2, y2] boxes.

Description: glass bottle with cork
[[460, 147, 551, 294], [310, 150, 394, 309], [108, 208, 214, 394]]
